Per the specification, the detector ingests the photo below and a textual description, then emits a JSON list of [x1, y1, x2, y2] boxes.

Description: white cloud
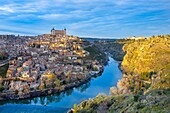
[[0, 7, 14, 13], [0, 0, 170, 37], [113, 0, 131, 5], [38, 9, 93, 21]]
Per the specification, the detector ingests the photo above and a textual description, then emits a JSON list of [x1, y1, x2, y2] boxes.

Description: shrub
[[92, 67, 98, 71], [0, 84, 4, 92], [55, 78, 60, 87], [15, 90, 19, 95], [134, 94, 140, 102], [73, 104, 78, 113]]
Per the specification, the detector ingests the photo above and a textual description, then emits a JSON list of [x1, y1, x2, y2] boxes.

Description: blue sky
[[0, 0, 170, 38]]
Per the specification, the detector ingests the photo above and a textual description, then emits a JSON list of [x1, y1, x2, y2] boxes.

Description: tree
[[0, 83, 4, 92], [55, 78, 60, 87], [39, 83, 44, 90], [73, 104, 78, 113], [48, 74, 55, 80], [92, 66, 98, 71], [43, 81, 47, 89], [15, 90, 19, 95]]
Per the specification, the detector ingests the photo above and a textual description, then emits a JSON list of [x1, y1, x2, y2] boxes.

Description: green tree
[[43, 81, 47, 89], [55, 78, 60, 87], [73, 104, 78, 113], [0, 84, 4, 92], [92, 66, 98, 71], [15, 90, 19, 95]]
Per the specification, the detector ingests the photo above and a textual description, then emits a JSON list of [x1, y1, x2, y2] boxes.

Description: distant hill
[[80, 37, 118, 41]]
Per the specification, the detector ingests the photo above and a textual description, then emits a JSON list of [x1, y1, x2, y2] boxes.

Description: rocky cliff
[[70, 35, 170, 113]]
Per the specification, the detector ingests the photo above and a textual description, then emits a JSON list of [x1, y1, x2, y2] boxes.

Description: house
[[17, 67, 23, 73], [21, 71, 30, 78], [23, 59, 32, 67], [31, 51, 38, 56], [74, 66, 83, 72], [30, 83, 39, 89], [18, 56, 23, 61]]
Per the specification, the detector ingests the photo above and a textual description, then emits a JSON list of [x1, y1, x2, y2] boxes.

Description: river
[[0, 57, 122, 113]]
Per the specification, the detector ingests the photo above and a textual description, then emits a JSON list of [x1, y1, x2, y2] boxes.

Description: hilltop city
[[0, 28, 103, 100]]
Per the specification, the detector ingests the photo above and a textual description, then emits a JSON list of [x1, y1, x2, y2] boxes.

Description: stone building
[[51, 28, 66, 36]]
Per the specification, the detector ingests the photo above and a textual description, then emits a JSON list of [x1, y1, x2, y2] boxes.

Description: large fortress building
[[51, 28, 66, 37]]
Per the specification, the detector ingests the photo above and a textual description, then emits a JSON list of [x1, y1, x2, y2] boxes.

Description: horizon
[[0, 0, 170, 38], [0, 32, 168, 39]]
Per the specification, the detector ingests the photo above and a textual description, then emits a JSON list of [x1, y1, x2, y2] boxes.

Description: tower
[[51, 27, 55, 35], [64, 28, 66, 36]]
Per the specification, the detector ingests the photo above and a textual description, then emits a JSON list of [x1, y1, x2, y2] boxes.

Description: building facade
[[51, 28, 66, 37]]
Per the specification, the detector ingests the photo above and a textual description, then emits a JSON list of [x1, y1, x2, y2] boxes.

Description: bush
[[73, 104, 78, 113], [0, 63, 9, 78], [134, 94, 140, 102], [15, 90, 19, 95], [55, 78, 60, 87], [92, 67, 98, 71], [0, 84, 4, 92], [81, 101, 87, 108]]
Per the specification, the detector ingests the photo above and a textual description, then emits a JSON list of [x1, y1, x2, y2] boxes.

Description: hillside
[[94, 40, 126, 61], [71, 89, 170, 113], [70, 35, 170, 113], [83, 45, 107, 64], [122, 35, 170, 75], [121, 35, 170, 91]]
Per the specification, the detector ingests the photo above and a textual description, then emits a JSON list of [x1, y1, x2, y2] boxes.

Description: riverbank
[[0, 57, 122, 113], [68, 89, 170, 113], [0, 67, 104, 101]]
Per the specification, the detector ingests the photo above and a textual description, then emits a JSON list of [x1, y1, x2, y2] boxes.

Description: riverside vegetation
[[70, 35, 170, 113]]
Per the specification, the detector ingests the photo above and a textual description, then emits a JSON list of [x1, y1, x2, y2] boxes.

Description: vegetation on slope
[[70, 35, 170, 113], [0, 52, 9, 78], [71, 89, 170, 113], [0, 52, 8, 61], [94, 40, 126, 61], [121, 35, 170, 91], [122, 35, 170, 74], [84, 45, 107, 64], [0, 64, 9, 78]]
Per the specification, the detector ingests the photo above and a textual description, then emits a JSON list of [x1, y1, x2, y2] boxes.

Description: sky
[[0, 0, 170, 38]]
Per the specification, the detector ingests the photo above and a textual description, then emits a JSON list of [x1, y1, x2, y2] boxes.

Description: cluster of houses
[[0, 35, 34, 58], [1, 29, 103, 94]]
